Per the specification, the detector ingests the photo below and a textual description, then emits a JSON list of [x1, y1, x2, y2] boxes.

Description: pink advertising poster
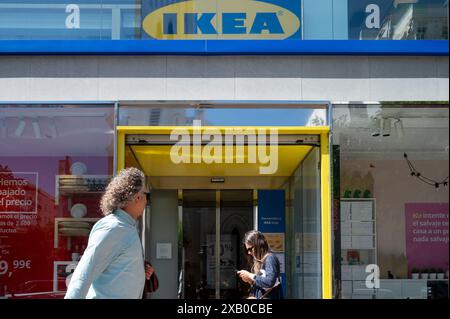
[[405, 203, 449, 273]]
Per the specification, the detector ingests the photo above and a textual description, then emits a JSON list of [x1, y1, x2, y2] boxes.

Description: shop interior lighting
[[0, 118, 6, 138], [394, 119, 405, 138], [370, 117, 381, 137], [371, 117, 403, 138], [211, 177, 225, 183], [49, 118, 58, 139], [15, 118, 26, 137], [382, 118, 392, 137], [32, 119, 41, 139]]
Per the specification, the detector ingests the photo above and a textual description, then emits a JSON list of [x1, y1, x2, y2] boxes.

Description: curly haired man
[[65, 167, 153, 299]]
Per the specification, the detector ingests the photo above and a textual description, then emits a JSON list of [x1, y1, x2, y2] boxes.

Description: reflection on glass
[[119, 106, 327, 127], [347, 0, 449, 40], [332, 104, 449, 299], [0, 0, 141, 40], [285, 147, 322, 299], [182, 190, 216, 299], [0, 0, 447, 40], [0, 104, 114, 298], [220, 190, 253, 299]]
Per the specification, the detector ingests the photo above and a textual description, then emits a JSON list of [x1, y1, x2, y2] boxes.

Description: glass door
[[219, 190, 253, 299], [288, 147, 322, 298], [182, 190, 216, 299], [181, 190, 253, 299]]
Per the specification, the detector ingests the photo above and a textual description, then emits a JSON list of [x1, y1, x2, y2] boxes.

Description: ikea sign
[[142, 0, 301, 40]]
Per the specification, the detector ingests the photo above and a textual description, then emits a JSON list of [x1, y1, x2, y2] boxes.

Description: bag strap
[[256, 253, 281, 299], [259, 281, 280, 299]]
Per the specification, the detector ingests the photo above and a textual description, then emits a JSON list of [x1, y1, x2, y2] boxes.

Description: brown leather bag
[[144, 262, 159, 293]]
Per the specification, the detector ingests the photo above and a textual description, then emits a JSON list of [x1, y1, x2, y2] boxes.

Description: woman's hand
[[145, 263, 154, 280], [237, 270, 255, 285]]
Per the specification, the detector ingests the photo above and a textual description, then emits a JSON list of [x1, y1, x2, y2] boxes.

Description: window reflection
[[0, 104, 114, 298], [119, 106, 327, 127], [332, 104, 449, 299], [0, 0, 447, 40], [347, 0, 449, 40]]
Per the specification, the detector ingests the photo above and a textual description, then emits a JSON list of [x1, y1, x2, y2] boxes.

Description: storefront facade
[[0, 0, 448, 299]]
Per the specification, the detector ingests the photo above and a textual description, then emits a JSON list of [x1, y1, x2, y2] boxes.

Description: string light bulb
[[404, 153, 449, 189]]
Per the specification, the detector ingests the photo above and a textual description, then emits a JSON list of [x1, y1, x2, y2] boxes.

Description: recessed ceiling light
[[15, 118, 26, 137], [0, 118, 6, 138], [394, 119, 404, 139], [32, 119, 41, 139], [382, 118, 392, 137], [49, 118, 58, 138], [370, 117, 381, 137]]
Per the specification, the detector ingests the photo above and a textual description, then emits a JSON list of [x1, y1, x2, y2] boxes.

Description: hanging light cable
[[404, 153, 449, 188]]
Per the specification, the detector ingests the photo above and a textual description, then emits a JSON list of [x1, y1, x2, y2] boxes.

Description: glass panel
[[119, 105, 328, 127], [0, 0, 141, 40], [219, 190, 253, 299], [0, 1, 447, 40], [332, 103, 449, 299], [286, 147, 322, 298], [0, 104, 114, 298], [182, 190, 216, 299], [346, 0, 449, 40]]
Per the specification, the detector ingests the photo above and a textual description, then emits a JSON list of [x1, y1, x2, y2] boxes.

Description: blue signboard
[[258, 189, 286, 296], [258, 190, 285, 233]]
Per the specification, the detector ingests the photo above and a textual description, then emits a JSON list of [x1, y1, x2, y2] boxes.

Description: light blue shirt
[[64, 209, 145, 299]]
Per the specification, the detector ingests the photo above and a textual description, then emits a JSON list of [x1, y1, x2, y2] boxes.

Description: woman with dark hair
[[237, 230, 283, 299]]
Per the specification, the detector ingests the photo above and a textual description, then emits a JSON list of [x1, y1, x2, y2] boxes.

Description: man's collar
[[115, 208, 137, 226]]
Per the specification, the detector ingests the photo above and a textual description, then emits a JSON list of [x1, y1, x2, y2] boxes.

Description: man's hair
[[100, 167, 146, 216]]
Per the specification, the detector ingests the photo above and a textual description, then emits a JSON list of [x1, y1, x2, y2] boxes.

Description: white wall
[[146, 190, 179, 299], [0, 56, 448, 102], [340, 159, 449, 279]]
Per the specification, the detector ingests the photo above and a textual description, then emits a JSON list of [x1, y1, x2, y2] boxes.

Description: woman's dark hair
[[243, 230, 271, 274]]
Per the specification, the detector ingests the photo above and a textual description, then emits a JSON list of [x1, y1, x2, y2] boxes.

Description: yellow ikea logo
[[142, 0, 301, 40]]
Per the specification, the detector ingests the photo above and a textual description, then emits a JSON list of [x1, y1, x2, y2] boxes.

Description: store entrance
[[182, 189, 253, 299], [118, 126, 331, 299]]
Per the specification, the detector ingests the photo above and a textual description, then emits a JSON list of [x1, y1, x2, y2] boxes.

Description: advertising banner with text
[[405, 203, 449, 273]]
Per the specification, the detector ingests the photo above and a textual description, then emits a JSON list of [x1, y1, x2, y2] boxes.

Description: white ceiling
[[1, 106, 448, 160], [333, 107, 449, 160], [0, 109, 114, 156]]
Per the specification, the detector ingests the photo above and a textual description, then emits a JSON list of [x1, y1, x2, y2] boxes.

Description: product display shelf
[[55, 175, 111, 205], [53, 261, 79, 293], [340, 198, 377, 299], [54, 217, 100, 249]]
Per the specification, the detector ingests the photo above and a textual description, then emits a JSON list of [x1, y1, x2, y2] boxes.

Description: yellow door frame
[[116, 126, 332, 299]]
